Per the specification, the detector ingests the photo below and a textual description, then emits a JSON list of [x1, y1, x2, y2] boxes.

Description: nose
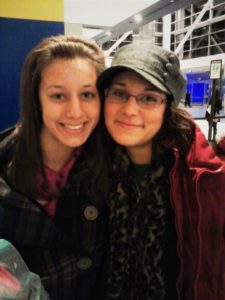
[[65, 96, 83, 118], [122, 95, 139, 115]]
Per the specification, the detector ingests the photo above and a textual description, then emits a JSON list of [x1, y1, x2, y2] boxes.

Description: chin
[[61, 138, 86, 149], [113, 137, 135, 147]]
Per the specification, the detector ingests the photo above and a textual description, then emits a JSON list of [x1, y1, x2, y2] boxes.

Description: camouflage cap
[[97, 42, 186, 106]]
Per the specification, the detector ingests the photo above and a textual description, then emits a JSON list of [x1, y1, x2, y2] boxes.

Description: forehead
[[42, 57, 96, 73], [40, 57, 98, 84], [111, 70, 158, 91]]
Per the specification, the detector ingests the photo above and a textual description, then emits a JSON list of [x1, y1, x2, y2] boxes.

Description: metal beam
[[210, 36, 224, 53], [104, 31, 133, 57], [171, 13, 225, 35], [93, 0, 201, 45], [191, 30, 207, 53], [175, 0, 213, 54]]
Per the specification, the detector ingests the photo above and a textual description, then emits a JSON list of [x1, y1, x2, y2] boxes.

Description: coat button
[[84, 205, 98, 221], [77, 258, 92, 270]]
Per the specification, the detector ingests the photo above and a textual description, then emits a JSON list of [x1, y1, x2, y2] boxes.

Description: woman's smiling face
[[39, 57, 100, 153], [104, 70, 167, 163]]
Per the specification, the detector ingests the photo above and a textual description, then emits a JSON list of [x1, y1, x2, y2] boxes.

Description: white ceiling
[[64, 0, 154, 27], [64, 0, 155, 39], [64, 0, 201, 43]]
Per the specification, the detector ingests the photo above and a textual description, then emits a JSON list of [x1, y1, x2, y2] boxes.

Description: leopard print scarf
[[107, 147, 172, 300]]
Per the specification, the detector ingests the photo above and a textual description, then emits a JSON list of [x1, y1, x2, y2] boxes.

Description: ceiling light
[[133, 14, 143, 23], [105, 30, 112, 36]]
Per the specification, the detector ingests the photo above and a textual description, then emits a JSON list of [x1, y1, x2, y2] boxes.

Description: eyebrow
[[46, 84, 95, 90], [46, 85, 63, 90], [111, 82, 160, 92], [111, 82, 125, 87]]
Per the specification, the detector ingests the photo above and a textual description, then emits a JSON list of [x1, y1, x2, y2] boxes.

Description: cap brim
[[97, 66, 129, 91], [97, 65, 171, 96]]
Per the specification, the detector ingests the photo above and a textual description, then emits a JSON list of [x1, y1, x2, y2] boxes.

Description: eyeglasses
[[105, 87, 166, 109]]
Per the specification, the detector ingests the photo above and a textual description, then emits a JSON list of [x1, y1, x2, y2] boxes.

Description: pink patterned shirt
[[36, 147, 82, 217]]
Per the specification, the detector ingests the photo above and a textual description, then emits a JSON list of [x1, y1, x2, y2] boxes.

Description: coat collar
[[184, 124, 223, 172]]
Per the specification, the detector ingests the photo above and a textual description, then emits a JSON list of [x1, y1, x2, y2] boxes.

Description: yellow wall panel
[[0, 0, 64, 22]]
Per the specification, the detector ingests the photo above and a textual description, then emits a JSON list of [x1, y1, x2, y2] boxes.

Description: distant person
[[205, 88, 222, 141], [184, 90, 192, 107]]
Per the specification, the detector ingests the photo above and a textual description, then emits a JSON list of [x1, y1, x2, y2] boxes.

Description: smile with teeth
[[64, 123, 85, 130]]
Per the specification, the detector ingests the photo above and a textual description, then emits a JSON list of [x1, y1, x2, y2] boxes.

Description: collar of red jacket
[[184, 123, 223, 172]]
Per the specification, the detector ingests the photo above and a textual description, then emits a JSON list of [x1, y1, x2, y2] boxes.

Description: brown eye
[[109, 88, 128, 101], [82, 92, 95, 100], [51, 93, 65, 101], [139, 95, 158, 103]]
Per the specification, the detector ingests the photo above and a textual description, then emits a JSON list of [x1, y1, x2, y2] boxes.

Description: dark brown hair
[[153, 97, 195, 157], [10, 35, 107, 199]]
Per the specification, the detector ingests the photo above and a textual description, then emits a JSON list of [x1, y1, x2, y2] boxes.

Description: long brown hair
[[10, 35, 107, 199], [153, 96, 195, 157]]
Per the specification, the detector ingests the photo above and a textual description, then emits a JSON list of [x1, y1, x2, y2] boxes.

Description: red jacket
[[215, 136, 225, 162], [170, 125, 225, 300]]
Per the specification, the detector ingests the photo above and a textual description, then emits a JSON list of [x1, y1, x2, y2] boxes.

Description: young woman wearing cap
[[97, 42, 225, 300], [0, 35, 108, 299]]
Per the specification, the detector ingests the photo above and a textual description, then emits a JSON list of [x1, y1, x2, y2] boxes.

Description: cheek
[[157, 111, 166, 131], [41, 104, 61, 130], [90, 101, 101, 121], [39, 97, 51, 118], [41, 106, 56, 122], [41, 112, 53, 131], [104, 103, 115, 122], [158, 111, 165, 125], [146, 108, 166, 128]]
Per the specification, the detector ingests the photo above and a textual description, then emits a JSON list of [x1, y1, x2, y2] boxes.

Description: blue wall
[[0, 17, 64, 131], [186, 72, 210, 105], [186, 70, 225, 106]]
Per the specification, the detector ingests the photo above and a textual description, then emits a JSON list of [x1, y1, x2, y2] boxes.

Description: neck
[[43, 150, 73, 172], [126, 144, 152, 164], [41, 133, 74, 172]]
